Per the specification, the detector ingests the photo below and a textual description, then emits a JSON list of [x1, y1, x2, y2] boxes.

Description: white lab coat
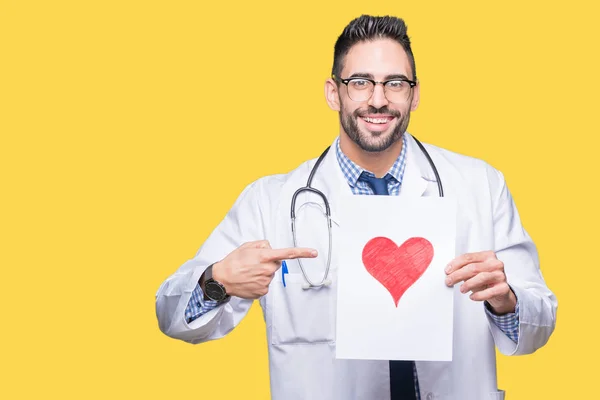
[[155, 133, 557, 400]]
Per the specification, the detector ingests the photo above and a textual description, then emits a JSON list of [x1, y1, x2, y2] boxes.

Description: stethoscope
[[290, 135, 444, 289]]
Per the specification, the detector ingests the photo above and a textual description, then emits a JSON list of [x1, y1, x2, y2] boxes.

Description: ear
[[410, 80, 421, 111], [325, 78, 341, 111]]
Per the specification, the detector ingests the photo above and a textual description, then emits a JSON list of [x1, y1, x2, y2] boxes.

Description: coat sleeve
[[154, 179, 269, 344], [484, 164, 558, 355]]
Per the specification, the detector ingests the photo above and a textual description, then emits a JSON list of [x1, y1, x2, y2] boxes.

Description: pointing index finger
[[261, 247, 318, 263]]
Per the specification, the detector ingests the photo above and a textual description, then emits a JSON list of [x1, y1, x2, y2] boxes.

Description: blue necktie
[[358, 172, 418, 400]]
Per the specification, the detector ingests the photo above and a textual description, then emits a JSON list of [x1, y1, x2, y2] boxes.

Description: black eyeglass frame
[[332, 74, 417, 102], [333, 75, 417, 88]]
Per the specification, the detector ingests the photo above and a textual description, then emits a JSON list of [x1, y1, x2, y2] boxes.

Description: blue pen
[[281, 260, 288, 287]]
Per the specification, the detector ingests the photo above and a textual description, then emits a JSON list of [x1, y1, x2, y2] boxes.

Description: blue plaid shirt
[[184, 134, 520, 398]]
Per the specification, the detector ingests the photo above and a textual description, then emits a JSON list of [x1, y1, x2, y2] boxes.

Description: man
[[155, 15, 557, 400]]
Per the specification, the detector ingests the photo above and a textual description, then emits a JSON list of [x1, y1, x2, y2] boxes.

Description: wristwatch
[[203, 263, 230, 303]]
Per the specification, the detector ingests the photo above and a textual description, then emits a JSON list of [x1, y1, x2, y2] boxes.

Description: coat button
[[426, 393, 434, 400]]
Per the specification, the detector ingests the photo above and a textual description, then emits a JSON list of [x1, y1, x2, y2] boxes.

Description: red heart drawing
[[362, 237, 434, 306]]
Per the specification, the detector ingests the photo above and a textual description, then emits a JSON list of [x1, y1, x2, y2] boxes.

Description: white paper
[[335, 195, 456, 361]]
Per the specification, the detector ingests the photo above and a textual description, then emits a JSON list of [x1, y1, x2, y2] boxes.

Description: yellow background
[[1, 0, 598, 398]]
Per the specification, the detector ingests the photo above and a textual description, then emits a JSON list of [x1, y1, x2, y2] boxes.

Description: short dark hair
[[332, 15, 417, 82]]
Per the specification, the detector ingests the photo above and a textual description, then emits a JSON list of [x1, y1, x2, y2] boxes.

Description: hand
[[210, 240, 318, 299], [445, 251, 516, 315]]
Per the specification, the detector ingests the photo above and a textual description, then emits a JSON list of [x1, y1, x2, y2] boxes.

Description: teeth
[[363, 117, 390, 124]]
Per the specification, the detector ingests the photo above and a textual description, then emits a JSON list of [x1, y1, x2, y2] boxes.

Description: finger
[[468, 284, 490, 294], [445, 251, 495, 274], [240, 240, 271, 249], [469, 282, 510, 302], [459, 271, 503, 294], [258, 260, 281, 276], [446, 256, 504, 286], [240, 241, 258, 249], [254, 240, 271, 249], [260, 247, 318, 263], [445, 262, 487, 286], [264, 261, 283, 275], [255, 275, 273, 287]]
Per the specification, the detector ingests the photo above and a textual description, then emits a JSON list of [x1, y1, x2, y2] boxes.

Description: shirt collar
[[334, 133, 408, 188]]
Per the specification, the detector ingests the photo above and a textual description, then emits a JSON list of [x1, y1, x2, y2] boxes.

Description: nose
[[367, 83, 389, 109]]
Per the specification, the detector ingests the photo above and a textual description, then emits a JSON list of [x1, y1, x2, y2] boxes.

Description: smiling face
[[327, 38, 420, 153]]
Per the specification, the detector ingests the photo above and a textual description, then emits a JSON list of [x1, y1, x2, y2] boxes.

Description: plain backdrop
[[1, 1, 598, 398]]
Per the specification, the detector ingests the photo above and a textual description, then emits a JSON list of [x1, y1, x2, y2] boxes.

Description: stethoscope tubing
[[290, 135, 442, 289]]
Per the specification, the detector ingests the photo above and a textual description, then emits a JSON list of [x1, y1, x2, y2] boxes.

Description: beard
[[339, 104, 410, 152]]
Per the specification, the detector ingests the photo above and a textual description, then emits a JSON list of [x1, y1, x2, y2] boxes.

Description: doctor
[[155, 14, 557, 400]]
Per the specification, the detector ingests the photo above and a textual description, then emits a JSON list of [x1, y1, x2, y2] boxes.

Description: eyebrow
[[348, 72, 412, 81]]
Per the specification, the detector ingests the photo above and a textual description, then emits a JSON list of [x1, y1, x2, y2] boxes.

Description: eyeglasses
[[333, 74, 417, 103]]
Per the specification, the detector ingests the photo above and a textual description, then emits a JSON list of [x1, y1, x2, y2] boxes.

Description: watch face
[[205, 281, 226, 301]]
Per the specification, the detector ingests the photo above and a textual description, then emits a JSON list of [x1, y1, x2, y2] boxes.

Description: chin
[[358, 131, 397, 151], [357, 137, 394, 152]]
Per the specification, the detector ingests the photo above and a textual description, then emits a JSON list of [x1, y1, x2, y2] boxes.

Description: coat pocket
[[270, 272, 337, 345]]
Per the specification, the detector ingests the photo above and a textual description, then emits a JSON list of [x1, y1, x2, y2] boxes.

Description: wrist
[[487, 290, 517, 315], [203, 262, 230, 303], [200, 261, 223, 288], [212, 261, 225, 284]]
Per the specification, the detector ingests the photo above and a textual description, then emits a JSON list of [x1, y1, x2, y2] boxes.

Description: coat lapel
[[400, 133, 434, 197]]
